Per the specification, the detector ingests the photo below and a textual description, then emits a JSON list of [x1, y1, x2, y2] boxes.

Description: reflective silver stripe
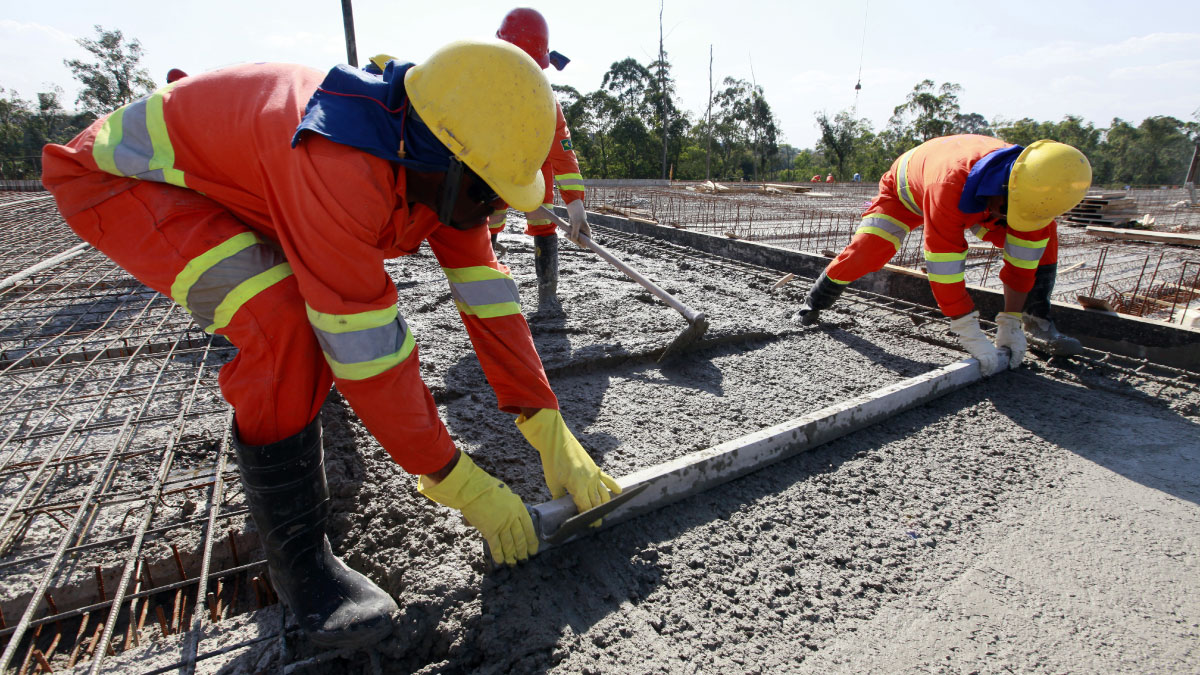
[[1004, 239, 1045, 263], [186, 242, 288, 327], [859, 215, 909, 241], [449, 276, 520, 307], [896, 150, 923, 216], [112, 100, 164, 182], [312, 316, 410, 366], [925, 259, 966, 276]]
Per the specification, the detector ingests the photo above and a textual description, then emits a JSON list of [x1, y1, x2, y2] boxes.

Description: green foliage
[[0, 86, 95, 178], [63, 25, 156, 116]]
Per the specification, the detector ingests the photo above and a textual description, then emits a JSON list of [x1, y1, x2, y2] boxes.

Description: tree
[[888, 79, 963, 144], [63, 25, 156, 116], [815, 110, 871, 181]]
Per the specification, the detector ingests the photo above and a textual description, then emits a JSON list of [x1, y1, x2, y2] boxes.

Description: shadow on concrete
[[823, 324, 943, 378], [990, 369, 1200, 508]]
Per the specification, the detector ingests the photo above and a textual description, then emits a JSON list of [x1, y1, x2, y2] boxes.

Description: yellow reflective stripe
[[928, 271, 966, 283], [1003, 252, 1041, 270], [555, 173, 583, 181], [924, 251, 968, 262], [443, 265, 512, 284], [924, 250, 967, 284], [827, 276, 852, 285], [855, 226, 902, 251], [145, 84, 186, 187], [205, 263, 292, 332], [1005, 234, 1050, 249], [170, 232, 259, 312], [454, 298, 522, 319], [325, 329, 416, 380], [305, 304, 398, 334], [897, 149, 922, 216], [92, 107, 125, 175]]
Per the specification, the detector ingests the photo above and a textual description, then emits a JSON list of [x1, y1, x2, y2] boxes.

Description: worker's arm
[[424, 221, 559, 412], [547, 103, 590, 244], [424, 225, 618, 512], [921, 180, 977, 318], [268, 137, 535, 565]]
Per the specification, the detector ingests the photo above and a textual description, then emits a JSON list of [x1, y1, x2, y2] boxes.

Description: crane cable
[[853, 0, 869, 115]]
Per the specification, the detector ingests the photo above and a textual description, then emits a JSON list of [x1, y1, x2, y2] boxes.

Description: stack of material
[[1060, 192, 1138, 227], [597, 203, 658, 224], [688, 181, 812, 195]]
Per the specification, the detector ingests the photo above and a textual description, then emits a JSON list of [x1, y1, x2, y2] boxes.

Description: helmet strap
[[437, 157, 467, 228]]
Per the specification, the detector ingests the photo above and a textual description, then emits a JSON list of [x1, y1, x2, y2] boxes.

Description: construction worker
[[825, 173, 835, 183], [493, 7, 590, 315], [811, 174, 821, 183], [795, 135, 1091, 370], [41, 41, 620, 649], [852, 172, 862, 183]]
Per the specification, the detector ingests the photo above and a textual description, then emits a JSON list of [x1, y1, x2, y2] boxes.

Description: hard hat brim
[[486, 170, 546, 213]]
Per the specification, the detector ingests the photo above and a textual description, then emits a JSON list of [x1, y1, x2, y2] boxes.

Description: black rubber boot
[[490, 231, 505, 257], [233, 417, 397, 648], [533, 234, 562, 315], [794, 273, 845, 325], [1022, 264, 1083, 356]]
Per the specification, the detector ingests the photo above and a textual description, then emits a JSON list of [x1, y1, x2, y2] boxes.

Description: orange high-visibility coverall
[[490, 102, 584, 237], [42, 63, 558, 475], [824, 134, 1057, 317]]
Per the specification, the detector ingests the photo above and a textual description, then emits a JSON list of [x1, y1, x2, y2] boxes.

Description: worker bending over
[[796, 134, 1091, 370], [42, 41, 619, 648]]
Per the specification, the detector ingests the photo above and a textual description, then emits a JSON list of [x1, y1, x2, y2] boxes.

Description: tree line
[[3, 26, 1198, 187]]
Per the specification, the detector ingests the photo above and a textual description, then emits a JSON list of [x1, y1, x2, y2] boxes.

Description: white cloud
[[1110, 59, 1200, 81], [998, 32, 1200, 68], [0, 18, 77, 45]]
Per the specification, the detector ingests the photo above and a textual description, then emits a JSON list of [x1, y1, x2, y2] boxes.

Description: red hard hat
[[166, 68, 188, 83], [497, 8, 550, 69]]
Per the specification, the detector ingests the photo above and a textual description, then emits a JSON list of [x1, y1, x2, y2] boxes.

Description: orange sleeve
[[263, 134, 455, 475], [425, 223, 559, 413], [547, 102, 585, 205], [921, 179, 976, 317]]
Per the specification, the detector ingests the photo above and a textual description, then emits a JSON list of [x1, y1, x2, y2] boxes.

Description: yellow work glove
[[516, 409, 621, 521], [417, 453, 537, 566]]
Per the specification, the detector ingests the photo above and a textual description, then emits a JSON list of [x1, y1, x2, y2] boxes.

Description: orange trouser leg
[[825, 230, 903, 284], [49, 178, 332, 445]]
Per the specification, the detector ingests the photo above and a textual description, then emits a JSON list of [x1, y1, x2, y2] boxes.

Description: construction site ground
[[0, 189, 1198, 673]]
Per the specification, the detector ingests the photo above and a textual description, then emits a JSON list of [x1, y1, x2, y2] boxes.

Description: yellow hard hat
[[1007, 140, 1092, 232], [404, 40, 554, 212]]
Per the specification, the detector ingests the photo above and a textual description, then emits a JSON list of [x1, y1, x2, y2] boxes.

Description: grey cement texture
[[93, 219, 1200, 673]]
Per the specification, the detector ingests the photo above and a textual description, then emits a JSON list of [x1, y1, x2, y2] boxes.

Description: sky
[[3, 0, 1199, 150]]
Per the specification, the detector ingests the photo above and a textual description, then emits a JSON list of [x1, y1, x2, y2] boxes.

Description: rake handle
[[534, 207, 705, 324]]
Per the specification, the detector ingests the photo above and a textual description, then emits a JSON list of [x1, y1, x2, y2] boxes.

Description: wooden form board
[[1085, 225, 1200, 247]]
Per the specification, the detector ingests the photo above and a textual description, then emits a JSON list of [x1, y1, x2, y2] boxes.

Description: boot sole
[[305, 614, 394, 649]]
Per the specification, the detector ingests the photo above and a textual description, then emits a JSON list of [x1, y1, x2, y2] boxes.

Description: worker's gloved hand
[[565, 200, 591, 247], [949, 310, 1004, 375], [417, 452, 536, 566], [516, 409, 620, 523], [994, 311, 1026, 370]]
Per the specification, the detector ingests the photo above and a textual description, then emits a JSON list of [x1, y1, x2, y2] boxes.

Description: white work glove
[[994, 312, 1026, 370], [565, 200, 591, 247], [949, 311, 1004, 375]]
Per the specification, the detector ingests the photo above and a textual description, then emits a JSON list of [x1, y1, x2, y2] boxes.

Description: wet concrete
[[94, 217, 1200, 673]]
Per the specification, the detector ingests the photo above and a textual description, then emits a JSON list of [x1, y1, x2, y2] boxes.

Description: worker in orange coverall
[[42, 41, 620, 649], [492, 7, 591, 315], [795, 135, 1092, 371]]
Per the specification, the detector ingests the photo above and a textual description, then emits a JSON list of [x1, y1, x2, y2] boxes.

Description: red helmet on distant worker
[[166, 68, 188, 83], [497, 8, 550, 68]]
